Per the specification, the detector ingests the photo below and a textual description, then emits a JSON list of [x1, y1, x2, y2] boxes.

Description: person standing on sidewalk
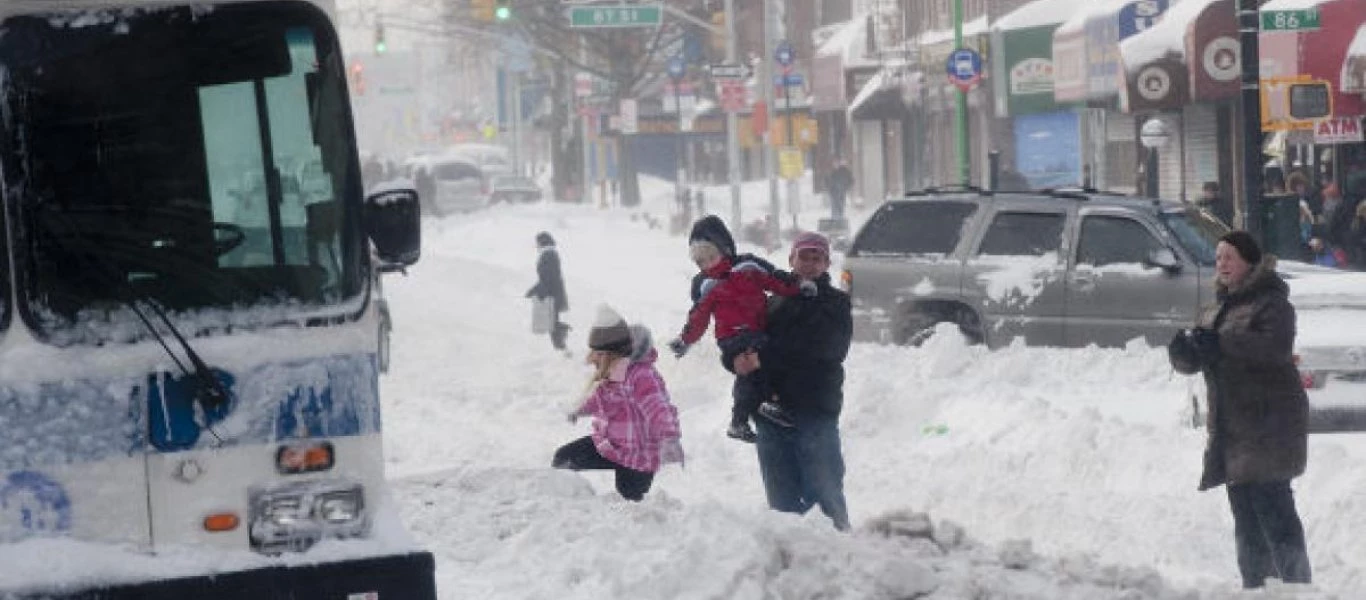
[[1168, 231, 1311, 589], [733, 232, 853, 531]]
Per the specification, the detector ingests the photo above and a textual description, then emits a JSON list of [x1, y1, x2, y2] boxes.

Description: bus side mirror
[[365, 188, 420, 268]]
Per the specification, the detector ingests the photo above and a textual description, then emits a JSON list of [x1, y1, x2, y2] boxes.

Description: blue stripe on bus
[[0, 353, 380, 470]]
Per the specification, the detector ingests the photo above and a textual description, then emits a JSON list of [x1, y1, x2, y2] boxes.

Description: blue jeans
[[754, 412, 850, 531]]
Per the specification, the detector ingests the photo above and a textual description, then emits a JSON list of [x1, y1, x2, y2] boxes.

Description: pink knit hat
[[790, 231, 830, 257]]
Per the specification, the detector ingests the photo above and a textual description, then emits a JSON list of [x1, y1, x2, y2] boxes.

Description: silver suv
[[841, 188, 1228, 348]]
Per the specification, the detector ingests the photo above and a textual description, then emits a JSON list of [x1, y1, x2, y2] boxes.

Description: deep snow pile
[[378, 182, 1365, 599]]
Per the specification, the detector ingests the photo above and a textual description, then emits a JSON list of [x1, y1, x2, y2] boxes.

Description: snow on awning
[[918, 15, 989, 48], [1343, 23, 1366, 93], [847, 68, 911, 121], [992, 0, 1092, 34], [1052, 0, 1130, 103], [1116, 0, 1238, 111]]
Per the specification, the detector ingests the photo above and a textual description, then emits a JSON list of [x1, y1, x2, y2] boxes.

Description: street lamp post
[[1139, 117, 1173, 198]]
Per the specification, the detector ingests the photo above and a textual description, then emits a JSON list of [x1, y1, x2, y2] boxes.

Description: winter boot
[[726, 422, 757, 443], [757, 402, 795, 428]]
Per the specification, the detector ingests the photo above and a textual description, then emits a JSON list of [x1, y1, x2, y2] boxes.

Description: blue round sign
[[667, 56, 685, 80], [774, 41, 794, 67], [945, 48, 983, 90]]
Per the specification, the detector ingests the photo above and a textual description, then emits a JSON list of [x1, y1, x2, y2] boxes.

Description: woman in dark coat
[[1169, 231, 1311, 589], [527, 231, 570, 350]]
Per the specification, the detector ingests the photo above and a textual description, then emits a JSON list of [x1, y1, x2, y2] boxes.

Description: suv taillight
[[840, 269, 852, 292]]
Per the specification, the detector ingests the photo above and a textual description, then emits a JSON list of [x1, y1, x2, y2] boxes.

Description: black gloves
[[667, 337, 691, 358], [1187, 327, 1221, 366]]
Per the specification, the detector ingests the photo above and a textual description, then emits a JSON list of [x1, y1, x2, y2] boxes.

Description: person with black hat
[[553, 305, 683, 501], [667, 215, 815, 443], [526, 231, 570, 351], [1168, 230, 1312, 589]]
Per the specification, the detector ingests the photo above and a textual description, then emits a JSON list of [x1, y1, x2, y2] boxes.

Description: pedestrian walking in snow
[[667, 215, 813, 443], [526, 231, 570, 351], [1168, 231, 1312, 589], [733, 231, 853, 531], [553, 306, 683, 501]]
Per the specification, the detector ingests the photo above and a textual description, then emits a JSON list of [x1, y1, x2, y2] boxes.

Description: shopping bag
[[531, 297, 554, 334]]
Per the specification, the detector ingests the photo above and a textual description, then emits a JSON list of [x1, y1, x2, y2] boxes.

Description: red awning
[[1186, 0, 1240, 101]]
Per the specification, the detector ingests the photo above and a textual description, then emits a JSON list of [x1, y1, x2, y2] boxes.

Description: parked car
[[487, 174, 543, 204], [842, 186, 1366, 432], [841, 187, 1225, 348], [408, 155, 486, 216]]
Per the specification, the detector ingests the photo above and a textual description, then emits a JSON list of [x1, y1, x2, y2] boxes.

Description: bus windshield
[[0, 2, 364, 343]]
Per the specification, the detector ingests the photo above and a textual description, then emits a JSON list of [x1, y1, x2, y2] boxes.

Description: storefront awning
[[1343, 23, 1366, 93], [847, 68, 909, 121], [1053, 0, 1171, 104], [992, 0, 1090, 117], [1117, 0, 1237, 112], [1260, 0, 1366, 117]]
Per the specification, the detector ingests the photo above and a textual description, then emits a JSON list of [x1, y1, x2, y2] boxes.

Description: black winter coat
[[1170, 256, 1307, 491], [527, 246, 569, 313], [764, 273, 852, 418]]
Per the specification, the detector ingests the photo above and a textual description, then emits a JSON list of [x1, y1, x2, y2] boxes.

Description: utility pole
[[1236, 0, 1262, 230], [579, 36, 591, 204], [512, 71, 524, 177], [724, 0, 741, 229], [953, 0, 969, 186], [761, 0, 779, 247]]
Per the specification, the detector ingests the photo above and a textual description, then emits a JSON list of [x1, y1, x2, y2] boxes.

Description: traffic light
[[471, 0, 494, 22], [373, 22, 387, 55], [494, 0, 511, 21]]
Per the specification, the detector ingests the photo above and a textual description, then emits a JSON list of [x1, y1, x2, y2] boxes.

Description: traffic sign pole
[[953, 0, 969, 186], [724, 0, 741, 229]]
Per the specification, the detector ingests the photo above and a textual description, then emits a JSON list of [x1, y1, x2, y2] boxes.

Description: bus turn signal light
[[276, 441, 336, 474], [203, 512, 240, 532]]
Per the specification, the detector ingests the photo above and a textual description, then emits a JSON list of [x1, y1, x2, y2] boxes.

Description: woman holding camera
[[1169, 230, 1311, 589]]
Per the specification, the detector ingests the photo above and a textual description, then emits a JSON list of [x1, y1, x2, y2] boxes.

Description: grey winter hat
[[588, 305, 632, 355]]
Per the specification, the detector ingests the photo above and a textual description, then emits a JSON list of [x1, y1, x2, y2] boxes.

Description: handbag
[[531, 297, 555, 334]]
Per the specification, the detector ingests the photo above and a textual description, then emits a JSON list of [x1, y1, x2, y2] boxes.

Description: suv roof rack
[[907, 184, 992, 197]]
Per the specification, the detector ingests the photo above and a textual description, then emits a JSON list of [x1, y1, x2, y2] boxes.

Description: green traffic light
[[495, 5, 510, 20], [375, 41, 387, 54]]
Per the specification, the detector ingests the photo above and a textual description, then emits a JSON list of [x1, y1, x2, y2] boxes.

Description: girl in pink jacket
[[553, 306, 684, 501]]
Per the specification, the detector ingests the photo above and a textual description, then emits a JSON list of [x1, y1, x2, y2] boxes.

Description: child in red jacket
[[667, 216, 813, 442]]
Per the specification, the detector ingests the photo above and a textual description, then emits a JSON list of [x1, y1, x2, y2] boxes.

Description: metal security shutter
[[1183, 103, 1219, 201], [854, 119, 884, 204], [1159, 114, 1183, 201], [1103, 111, 1138, 194]]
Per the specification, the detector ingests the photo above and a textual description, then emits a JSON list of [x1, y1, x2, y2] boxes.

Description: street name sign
[[1261, 9, 1320, 32], [568, 4, 662, 28], [709, 63, 745, 79]]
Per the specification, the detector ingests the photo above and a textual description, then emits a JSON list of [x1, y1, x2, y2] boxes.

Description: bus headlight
[[249, 480, 369, 554]]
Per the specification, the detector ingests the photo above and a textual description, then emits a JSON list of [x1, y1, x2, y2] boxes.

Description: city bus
[[0, 0, 434, 596]]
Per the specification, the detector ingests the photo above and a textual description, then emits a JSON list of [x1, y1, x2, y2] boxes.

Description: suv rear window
[[851, 201, 977, 255]]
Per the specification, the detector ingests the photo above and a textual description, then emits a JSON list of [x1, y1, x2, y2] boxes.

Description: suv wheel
[[894, 306, 983, 347]]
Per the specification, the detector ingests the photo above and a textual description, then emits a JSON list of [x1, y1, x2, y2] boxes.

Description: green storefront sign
[[993, 23, 1065, 116]]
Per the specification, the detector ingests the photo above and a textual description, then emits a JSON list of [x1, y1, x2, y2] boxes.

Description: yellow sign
[[768, 114, 819, 148], [778, 147, 804, 180], [1260, 75, 1334, 132]]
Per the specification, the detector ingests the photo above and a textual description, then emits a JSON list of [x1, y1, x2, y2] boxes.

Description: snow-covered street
[[377, 180, 1366, 599]]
